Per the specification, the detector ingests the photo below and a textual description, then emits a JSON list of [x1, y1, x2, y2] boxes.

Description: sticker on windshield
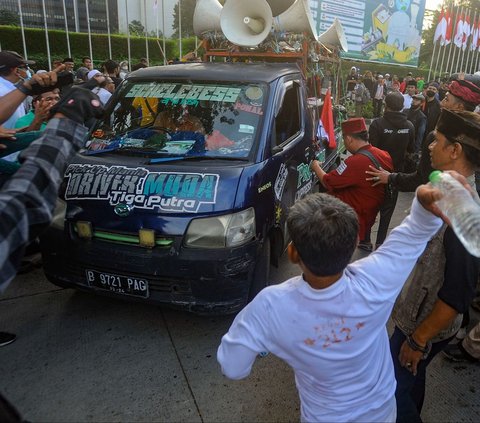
[[245, 86, 263, 101], [239, 124, 254, 134], [64, 164, 219, 213], [234, 102, 263, 116], [126, 83, 241, 104]]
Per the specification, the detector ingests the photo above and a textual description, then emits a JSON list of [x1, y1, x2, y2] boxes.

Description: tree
[[0, 9, 19, 26], [172, 0, 196, 38], [129, 20, 145, 37]]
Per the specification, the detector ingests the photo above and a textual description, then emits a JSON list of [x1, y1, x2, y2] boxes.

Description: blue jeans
[[390, 327, 453, 423]]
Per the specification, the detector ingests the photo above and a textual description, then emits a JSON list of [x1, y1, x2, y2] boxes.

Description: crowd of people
[[0, 48, 480, 423]]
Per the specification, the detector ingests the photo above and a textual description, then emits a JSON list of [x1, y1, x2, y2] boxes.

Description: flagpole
[[143, 0, 150, 65], [179, 0, 182, 59], [41, 0, 52, 71], [459, 8, 471, 71], [465, 10, 476, 73], [125, 0, 131, 71], [445, 5, 460, 75], [450, 6, 465, 74], [431, 5, 445, 81], [17, 0, 28, 60], [106, 0, 112, 59], [428, 40, 439, 81], [85, 0, 93, 65], [448, 6, 460, 74], [162, 0, 166, 65], [156, 0, 159, 39], [62, 0, 72, 58], [438, 3, 452, 79], [73, 0, 79, 33]]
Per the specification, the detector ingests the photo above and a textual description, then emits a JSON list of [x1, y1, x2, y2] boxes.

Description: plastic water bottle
[[429, 171, 480, 257]]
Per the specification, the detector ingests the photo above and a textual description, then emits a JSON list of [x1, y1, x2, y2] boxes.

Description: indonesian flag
[[318, 89, 336, 149], [453, 13, 464, 48], [444, 9, 453, 45], [462, 14, 471, 50], [470, 20, 478, 51], [434, 8, 447, 44]]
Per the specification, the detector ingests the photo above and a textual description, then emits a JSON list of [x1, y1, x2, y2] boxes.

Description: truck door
[[270, 77, 312, 243]]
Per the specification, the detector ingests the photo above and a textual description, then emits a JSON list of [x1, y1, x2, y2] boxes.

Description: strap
[[356, 148, 381, 169]]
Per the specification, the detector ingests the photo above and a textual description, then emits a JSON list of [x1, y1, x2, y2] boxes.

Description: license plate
[[85, 269, 149, 298]]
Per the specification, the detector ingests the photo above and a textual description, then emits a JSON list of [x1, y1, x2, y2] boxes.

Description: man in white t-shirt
[[402, 79, 417, 112], [0, 52, 36, 129], [217, 181, 459, 422]]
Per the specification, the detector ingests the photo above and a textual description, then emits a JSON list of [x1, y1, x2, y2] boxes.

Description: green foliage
[[129, 20, 145, 37], [0, 9, 19, 26], [172, 0, 195, 38], [362, 101, 374, 119], [0, 25, 194, 68]]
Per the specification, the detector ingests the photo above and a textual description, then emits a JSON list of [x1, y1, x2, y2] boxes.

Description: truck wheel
[[248, 238, 271, 301]]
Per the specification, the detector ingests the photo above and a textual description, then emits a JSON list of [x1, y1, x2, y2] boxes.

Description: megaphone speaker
[[318, 18, 349, 52], [220, 0, 273, 47], [193, 0, 223, 36]]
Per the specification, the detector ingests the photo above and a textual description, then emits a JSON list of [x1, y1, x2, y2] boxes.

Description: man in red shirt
[[311, 118, 393, 251]]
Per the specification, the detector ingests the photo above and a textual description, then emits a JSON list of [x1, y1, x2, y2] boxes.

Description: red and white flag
[[434, 8, 447, 44], [453, 13, 464, 48], [470, 19, 477, 51], [462, 14, 471, 50], [444, 8, 453, 45]]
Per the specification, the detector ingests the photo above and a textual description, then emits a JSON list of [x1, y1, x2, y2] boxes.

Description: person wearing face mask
[[0, 51, 35, 129], [423, 82, 441, 136], [406, 94, 427, 154]]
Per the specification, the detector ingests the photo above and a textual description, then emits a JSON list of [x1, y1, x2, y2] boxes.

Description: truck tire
[[248, 238, 271, 301]]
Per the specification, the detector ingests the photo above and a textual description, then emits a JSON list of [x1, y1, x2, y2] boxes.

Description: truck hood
[[62, 155, 245, 219]]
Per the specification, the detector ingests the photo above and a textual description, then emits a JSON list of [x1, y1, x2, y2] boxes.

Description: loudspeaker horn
[[272, 0, 317, 38], [317, 18, 349, 52], [193, 0, 223, 36], [220, 0, 273, 47]]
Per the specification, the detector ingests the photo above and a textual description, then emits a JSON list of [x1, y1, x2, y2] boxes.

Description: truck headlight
[[185, 208, 255, 248], [50, 199, 67, 230]]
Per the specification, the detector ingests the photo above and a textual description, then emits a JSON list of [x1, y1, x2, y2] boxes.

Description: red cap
[[341, 118, 367, 135]]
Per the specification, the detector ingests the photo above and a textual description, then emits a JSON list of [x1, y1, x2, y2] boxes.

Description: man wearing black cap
[[366, 91, 415, 249], [311, 118, 393, 248], [0, 51, 35, 129], [406, 94, 427, 154], [389, 109, 480, 423]]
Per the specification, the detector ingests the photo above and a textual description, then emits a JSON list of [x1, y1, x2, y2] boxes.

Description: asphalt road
[[1, 192, 479, 422]]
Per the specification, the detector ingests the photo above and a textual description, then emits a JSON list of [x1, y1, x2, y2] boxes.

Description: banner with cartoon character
[[310, 0, 426, 66]]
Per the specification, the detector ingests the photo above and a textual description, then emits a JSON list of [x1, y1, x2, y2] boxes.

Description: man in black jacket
[[365, 91, 415, 249], [423, 82, 441, 137], [406, 94, 427, 154]]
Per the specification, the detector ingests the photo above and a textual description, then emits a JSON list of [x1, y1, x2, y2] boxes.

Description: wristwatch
[[15, 81, 33, 96]]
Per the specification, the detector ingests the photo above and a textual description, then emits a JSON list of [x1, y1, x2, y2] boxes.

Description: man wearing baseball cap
[[311, 118, 393, 250], [0, 51, 35, 128]]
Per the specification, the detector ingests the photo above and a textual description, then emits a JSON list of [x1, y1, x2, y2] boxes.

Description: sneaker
[[443, 343, 478, 363], [357, 241, 373, 252], [0, 332, 16, 347]]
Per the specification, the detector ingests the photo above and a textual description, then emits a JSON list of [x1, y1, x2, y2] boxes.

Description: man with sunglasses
[[0, 51, 35, 129]]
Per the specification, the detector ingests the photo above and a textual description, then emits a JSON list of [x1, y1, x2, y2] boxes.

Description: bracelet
[[15, 81, 33, 96], [406, 334, 432, 359]]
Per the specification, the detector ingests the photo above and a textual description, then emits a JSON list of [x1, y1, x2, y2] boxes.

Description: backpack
[[362, 87, 371, 104]]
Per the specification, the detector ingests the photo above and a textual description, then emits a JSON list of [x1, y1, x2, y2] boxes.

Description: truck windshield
[[86, 80, 267, 160]]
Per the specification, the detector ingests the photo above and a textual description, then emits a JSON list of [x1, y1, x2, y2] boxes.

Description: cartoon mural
[[310, 0, 426, 66]]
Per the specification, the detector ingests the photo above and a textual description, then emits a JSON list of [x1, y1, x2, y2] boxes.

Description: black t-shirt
[[438, 227, 479, 313]]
